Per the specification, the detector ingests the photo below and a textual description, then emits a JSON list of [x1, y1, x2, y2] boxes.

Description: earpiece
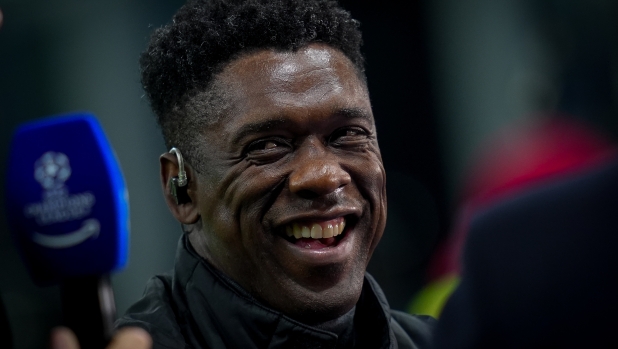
[[169, 147, 190, 205]]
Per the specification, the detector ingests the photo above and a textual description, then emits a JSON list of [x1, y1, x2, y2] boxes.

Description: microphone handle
[[61, 274, 116, 349]]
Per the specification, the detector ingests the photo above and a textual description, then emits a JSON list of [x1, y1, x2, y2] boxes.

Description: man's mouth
[[280, 217, 348, 249]]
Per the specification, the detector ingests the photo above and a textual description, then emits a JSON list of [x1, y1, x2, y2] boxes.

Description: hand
[[50, 327, 152, 349]]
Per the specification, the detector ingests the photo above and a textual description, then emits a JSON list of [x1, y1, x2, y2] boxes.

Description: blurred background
[[0, 0, 616, 347]]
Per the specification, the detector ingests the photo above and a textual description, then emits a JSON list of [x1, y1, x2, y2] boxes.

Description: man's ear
[[160, 152, 200, 224]]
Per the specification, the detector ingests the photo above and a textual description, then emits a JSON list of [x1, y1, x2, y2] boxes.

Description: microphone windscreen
[[6, 112, 129, 285]]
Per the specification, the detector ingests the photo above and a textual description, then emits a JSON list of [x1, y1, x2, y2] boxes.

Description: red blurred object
[[428, 116, 617, 280]]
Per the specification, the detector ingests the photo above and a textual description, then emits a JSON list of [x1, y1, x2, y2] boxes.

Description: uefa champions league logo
[[34, 151, 72, 190], [25, 151, 98, 248]]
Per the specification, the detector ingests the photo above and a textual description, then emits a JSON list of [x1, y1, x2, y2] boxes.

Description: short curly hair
[[140, 0, 365, 169]]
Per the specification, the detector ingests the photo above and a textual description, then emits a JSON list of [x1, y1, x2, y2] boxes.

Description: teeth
[[323, 224, 334, 238], [310, 224, 323, 239], [301, 226, 311, 238], [293, 224, 302, 239], [284, 218, 346, 240]]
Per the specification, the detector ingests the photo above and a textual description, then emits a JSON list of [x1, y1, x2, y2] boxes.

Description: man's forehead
[[212, 45, 370, 118], [224, 44, 349, 76], [185, 43, 373, 152], [219, 44, 365, 93], [258, 46, 337, 82]]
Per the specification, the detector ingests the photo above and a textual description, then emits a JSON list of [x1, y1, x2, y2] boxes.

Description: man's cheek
[[351, 155, 386, 242], [351, 155, 385, 199], [212, 173, 278, 234], [200, 178, 242, 240], [231, 168, 285, 207]]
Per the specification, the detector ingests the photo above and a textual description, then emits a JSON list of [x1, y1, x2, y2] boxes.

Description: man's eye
[[248, 140, 280, 152], [329, 127, 369, 145], [245, 138, 291, 162], [261, 141, 278, 150]]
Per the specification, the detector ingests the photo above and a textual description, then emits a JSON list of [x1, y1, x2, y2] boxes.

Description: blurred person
[[434, 154, 618, 348], [53, 0, 436, 348], [431, 118, 618, 347], [419, 0, 618, 343], [409, 116, 617, 318]]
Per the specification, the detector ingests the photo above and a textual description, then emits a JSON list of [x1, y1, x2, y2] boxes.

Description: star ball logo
[[25, 151, 99, 248], [26, 150, 96, 226], [34, 151, 71, 190]]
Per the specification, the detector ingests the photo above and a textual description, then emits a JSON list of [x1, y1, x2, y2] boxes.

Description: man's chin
[[250, 217, 374, 323], [250, 250, 368, 325], [261, 273, 365, 325]]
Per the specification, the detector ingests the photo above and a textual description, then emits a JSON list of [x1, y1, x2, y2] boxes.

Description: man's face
[[189, 43, 386, 323]]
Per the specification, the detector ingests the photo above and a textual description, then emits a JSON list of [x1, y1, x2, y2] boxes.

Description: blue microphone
[[5, 112, 129, 349]]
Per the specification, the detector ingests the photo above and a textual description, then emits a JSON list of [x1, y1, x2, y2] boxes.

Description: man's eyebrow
[[332, 107, 373, 122], [232, 117, 288, 144], [231, 108, 372, 145]]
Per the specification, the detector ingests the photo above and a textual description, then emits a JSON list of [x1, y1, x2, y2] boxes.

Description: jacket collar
[[171, 234, 397, 349]]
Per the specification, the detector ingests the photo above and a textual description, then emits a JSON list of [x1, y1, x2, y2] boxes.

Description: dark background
[[1, 0, 616, 347]]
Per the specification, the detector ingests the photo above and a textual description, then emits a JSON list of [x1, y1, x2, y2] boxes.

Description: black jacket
[[117, 235, 436, 349]]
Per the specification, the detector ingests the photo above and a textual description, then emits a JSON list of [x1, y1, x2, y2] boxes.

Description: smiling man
[[114, 0, 436, 348]]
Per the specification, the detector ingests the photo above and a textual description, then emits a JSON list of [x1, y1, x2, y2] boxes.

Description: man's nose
[[288, 143, 351, 199]]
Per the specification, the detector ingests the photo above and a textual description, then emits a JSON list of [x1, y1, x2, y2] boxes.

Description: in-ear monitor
[[169, 147, 190, 205]]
